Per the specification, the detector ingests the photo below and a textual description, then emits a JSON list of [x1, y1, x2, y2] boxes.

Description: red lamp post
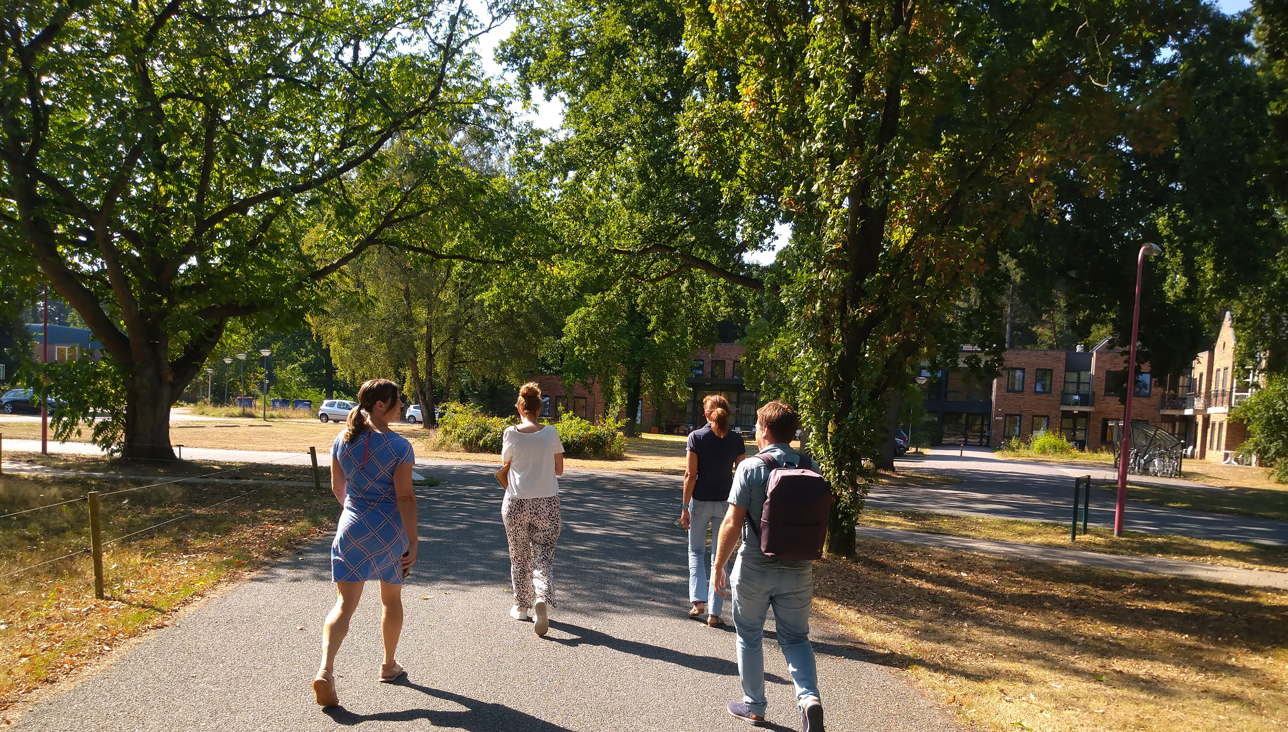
[[41, 286, 48, 455], [1114, 242, 1162, 536]]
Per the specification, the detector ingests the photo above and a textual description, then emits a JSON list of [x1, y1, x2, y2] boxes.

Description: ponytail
[[345, 378, 400, 442], [703, 394, 732, 438]]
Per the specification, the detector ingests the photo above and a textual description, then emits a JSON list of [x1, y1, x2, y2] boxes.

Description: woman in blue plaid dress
[[313, 379, 417, 708]]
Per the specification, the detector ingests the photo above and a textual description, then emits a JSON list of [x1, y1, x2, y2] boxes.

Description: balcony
[[1060, 391, 1094, 410], [1232, 391, 1254, 408], [1208, 389, 1230, 410]]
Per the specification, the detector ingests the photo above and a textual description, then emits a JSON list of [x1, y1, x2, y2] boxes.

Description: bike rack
[[1071, 475, 1091, 541]]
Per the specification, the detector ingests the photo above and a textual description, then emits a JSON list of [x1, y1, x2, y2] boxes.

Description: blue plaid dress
[[330, 429, 416, 584]]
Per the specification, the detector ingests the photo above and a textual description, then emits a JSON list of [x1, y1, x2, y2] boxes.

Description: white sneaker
[[533, 599, 549, 636], [509, 605, 531, 621]]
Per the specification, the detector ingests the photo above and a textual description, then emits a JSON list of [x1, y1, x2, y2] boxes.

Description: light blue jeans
[[687, 499, 730, 617], [731, 556, 820, 716]]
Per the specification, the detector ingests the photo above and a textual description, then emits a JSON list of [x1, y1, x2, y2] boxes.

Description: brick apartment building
[[528, 343, 759, 433], [1159, 312, 1260, 463], [921, 341, 1170, 451]]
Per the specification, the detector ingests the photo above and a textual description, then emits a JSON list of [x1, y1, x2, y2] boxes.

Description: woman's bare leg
[[320, 581, 364, 675], [378, 580, 404, 667]]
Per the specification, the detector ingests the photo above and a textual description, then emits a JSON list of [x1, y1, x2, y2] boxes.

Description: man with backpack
[[714, 401, 830, 731]]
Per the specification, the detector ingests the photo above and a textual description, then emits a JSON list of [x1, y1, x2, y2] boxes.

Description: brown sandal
[[688, 602, 706, 618], [707, 614, 725, 628], [313, 670, 339, 707]]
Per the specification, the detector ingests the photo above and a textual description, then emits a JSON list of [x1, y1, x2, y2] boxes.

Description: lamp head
[[223, 358, 232, 364], [236, 353, 246, 360], [1143, 242, 1162, 257], [259, 349, 272, 357], [206, 368, 213, 374], [915, 376, 929, 385]]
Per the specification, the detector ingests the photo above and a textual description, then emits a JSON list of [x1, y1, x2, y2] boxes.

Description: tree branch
[[606, 243, 763, 290]]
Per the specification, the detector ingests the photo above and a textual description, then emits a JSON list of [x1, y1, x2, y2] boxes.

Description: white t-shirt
[[501, 425, 564, 498]]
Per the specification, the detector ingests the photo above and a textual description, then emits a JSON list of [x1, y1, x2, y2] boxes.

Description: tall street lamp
[[205, 368, 214, 403], [260, 348, 272, 421], [914, 374, 930, 455], [1115, 242, 1162, 537], [223, 357, 233, 404], [236, 353, 247, 416]]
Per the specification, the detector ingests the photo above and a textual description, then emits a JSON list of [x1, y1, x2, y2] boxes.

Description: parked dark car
[[2, 388, 62, 415], [893, 429, 910, 457]]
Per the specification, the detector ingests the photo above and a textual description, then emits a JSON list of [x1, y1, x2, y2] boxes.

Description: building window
[[556, 396, 569, 416], [711, 360, 727, 379], [1134, 373, 1152, 397], [946, 371, 991, 402], [540, 396, 550, 417], [690, 359, 705, 378], [1217, 421, 1225, 452], [1006, 369, 1025, 393], [1061, 414, 1088, 448], [1105, 369, 1128, 397], [1003, 414, 1021, 439], [1034, 369, 1053, 393], [1032, 415, 1050, 434], [1063, 370, 1093, 395], [732, 360, 742, 380], [573, 396, 587, 419]]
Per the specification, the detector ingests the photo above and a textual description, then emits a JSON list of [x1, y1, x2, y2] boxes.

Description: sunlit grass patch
[[0, 471, 338, 711], [816, 540, 1288, 732]]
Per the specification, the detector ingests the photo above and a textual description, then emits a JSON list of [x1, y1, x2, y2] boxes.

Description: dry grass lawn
[[1179, 461, 1284, 491], [816, 540, 1288, 732], [0, 469, 339, 714], [861, 509, 1288, 572]]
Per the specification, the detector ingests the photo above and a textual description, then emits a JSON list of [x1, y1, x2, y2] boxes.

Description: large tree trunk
[[421, 314, 436, 427], [123, 362, 180, 461], [623, 364, 642, 437], [876, 388, 902, 471]]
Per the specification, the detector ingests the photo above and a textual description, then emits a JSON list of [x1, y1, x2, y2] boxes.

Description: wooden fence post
[[88, 491, 104, 599], [309, 447, 322, 491]]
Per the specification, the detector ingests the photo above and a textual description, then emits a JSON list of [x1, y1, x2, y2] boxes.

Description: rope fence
[[0, 445, 328, 597]]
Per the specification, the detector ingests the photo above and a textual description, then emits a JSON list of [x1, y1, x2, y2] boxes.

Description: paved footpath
[[875, 448, 1288, 547], [13, 462, 961, 732]]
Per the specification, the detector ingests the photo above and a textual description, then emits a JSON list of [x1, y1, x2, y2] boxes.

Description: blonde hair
[[516, 382, 543, 417], [345, 378, 401, 442], [703, 394, 732, 438]]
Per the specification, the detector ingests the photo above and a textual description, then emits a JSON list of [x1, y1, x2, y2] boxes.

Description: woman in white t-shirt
[[500, 382, 564, 636]]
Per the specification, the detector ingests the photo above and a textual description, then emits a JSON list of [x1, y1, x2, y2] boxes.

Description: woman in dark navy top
[[679, 395, 747, 626]]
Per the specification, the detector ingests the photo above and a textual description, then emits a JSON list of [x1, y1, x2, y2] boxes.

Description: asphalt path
[[874, 448, 1288, 547], [14, 462, 960, 732]]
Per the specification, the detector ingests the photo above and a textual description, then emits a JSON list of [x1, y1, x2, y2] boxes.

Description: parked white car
[[405, 404, 443, 424], [318, 399, 355, 423]]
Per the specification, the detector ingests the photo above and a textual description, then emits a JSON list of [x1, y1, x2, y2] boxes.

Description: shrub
[[1029, 430, 1076, 455], [437, 402, 509, 453], [1234, 375, 1288, 483], [554, 415, 626, 459]]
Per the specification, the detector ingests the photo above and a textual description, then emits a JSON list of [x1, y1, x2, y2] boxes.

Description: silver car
[[318, 399, 355, 423]]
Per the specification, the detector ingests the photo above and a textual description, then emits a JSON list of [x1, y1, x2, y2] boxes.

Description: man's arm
[[713, 503, 746, 598]]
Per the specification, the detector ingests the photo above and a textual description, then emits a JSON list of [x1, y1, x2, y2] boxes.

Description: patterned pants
[[501, 494, 562, 609]]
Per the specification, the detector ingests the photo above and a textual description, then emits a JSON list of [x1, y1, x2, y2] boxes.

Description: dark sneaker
[[727, 701, 767, 726], [801, 698, 824, 732]]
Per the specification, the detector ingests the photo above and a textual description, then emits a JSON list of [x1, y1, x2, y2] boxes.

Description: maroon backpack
[[746, 453, 833, 561]]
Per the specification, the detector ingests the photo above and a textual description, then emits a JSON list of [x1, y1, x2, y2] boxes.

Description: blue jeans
[[731, 556, 820, 716], [687, 499, 730, 617]]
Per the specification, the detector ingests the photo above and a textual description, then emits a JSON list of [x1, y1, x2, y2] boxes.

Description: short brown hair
[[756, 400, 799, 443]]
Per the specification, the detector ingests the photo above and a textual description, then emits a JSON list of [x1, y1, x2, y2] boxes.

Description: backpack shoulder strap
[[744, 454, 779, 538]]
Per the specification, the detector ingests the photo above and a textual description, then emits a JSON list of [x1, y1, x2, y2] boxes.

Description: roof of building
[[25, 324, 103, 350]]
